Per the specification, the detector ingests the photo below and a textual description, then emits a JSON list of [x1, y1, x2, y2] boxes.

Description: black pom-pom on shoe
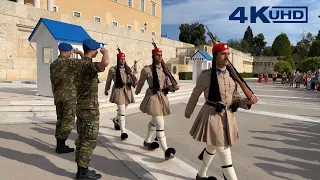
[[143, 141, 159, 150], [165, 148, 176, 160], [151, 142, 159, 149], [121, 133, 128, 140], [196, 174, 217, 180]]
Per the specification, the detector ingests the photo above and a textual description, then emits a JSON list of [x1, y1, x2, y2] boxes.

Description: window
[[140, 0, 145, 11], [94, 16, 101, 23], [127, 25, 133, 31], [152, 2, 156, 16], [152, 31, 156, 36], [53, 5, 58, 12], [112, 21, 118, 27], [73, 11, 82, 18], [140, 28, 145, 33], [128, 0, 133, 7], [43, 47, 53, 64]]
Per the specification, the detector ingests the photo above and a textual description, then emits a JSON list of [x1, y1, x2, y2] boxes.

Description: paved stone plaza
[[0, 80, 319, 180]]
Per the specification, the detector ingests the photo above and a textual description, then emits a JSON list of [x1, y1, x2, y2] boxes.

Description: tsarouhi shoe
[[165, 148, 176, 160], [196, 174, 217, 180], [113, 118, 120, 130], [143, 141, 159, 150]]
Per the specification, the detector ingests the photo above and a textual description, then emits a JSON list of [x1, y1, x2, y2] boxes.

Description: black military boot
[[76, 165, 101, 180], [55, 138, 75, 154]]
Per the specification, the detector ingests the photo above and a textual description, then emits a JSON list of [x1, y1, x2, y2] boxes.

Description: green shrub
[[179, 72, 192, 80], [239, 72, 257, 78]]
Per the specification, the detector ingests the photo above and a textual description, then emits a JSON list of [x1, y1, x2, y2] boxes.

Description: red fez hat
[[212, 43, 229, 53], [152, 48, 162, 54], [117, 52, 125, 58]]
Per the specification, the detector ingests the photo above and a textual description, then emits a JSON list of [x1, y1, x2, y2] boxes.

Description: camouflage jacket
[[50, 55, 77, 104], [76, 57, 105, 109]]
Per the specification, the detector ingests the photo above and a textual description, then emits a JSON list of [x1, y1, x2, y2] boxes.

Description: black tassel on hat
[[152, 55, 160, 94], [115, 58, 124, 88]]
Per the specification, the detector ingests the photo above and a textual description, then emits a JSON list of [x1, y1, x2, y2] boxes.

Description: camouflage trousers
[[55, 100, 77, 140], [75, 107, 100, 168]]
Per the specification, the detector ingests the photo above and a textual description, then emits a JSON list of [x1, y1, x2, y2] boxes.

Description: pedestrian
[[74, 38, 109, 179], [257, 73, 262, 84], [264, 72, 268, 85], [135, 42, 180, 160], [50, 42, 83, 154], [184, 42, 258, 180], [104, 47, 136, 140], [272, 72, 277, 85], [282, 72, 287, 86]]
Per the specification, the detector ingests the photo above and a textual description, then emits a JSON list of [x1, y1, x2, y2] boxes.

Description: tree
[[253, 33, 267, 55], [179, 23, 206, 46], [227, 38, 250, 53], [271, 33, 292, 57], [243, 26, 254, 53], [315, 30, 320, 40], [274, 60, 292, 73], [300, 57, 320, 72], [263, 46, 273, 56], [308, 40, 320, 57]]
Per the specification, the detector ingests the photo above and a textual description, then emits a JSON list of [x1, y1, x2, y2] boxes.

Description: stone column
[[17, 0, 25, 4], [34, 0, 40, 8], [47, 0, 53, 11]]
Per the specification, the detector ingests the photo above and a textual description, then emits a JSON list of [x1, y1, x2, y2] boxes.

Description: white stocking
[[118, 104, 127, 134], [154, 116, 168, 153], [215, 146, 237, 180], [145, 117, 156, 143], [198, 145, 216, 177]]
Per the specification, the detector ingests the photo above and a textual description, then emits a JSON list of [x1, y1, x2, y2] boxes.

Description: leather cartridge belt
[[205, 101, 229, 109]]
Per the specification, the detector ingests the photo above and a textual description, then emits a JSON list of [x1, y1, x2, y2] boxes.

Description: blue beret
[[58, 42, 73, 51], [83, 38, 100, 50]]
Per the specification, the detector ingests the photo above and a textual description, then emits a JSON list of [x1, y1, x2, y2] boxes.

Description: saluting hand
[[100, 47, 108, 54]]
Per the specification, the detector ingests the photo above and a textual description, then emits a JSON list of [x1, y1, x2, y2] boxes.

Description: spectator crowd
[[257, 70, 320, 91]]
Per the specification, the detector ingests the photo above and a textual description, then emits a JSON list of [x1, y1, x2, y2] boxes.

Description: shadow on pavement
[[20, 121, 189, 180], [248, 121, 320, 180], [0, 125, 143, 180]]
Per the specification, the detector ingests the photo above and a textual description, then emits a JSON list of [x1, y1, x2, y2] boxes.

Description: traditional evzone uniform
[[105, 50, 136, 140], [135, 47, 178, 160], [185, 43, 257, 180]]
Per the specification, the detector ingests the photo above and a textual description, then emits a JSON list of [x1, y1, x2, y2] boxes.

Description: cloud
[[162, 0, 320, 46]]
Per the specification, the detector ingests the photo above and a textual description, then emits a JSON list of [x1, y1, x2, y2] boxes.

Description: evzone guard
[[185, 38, 258, 179], [135, 40, 180, 160], [105, 46, 137, 140]]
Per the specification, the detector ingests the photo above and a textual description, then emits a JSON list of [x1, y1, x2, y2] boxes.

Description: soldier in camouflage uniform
[[74, 38, 109, 180], [50, 42, 83, 154]]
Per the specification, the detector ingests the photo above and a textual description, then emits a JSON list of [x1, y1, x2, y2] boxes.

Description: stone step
[[0, 92, 192, 117], [0, 90, 192, 112]]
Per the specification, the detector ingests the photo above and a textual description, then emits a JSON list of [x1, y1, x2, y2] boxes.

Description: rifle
[[131, 59, 140, 69], [116, 45, 137, 87], [206, 26, 254, 100], [152, 39, 178, 88]]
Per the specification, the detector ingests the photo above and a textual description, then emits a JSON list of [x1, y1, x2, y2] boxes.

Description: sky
[[161, 0, 320, 46]]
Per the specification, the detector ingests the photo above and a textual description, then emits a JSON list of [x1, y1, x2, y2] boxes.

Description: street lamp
[[144, 23, 147, 32]]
